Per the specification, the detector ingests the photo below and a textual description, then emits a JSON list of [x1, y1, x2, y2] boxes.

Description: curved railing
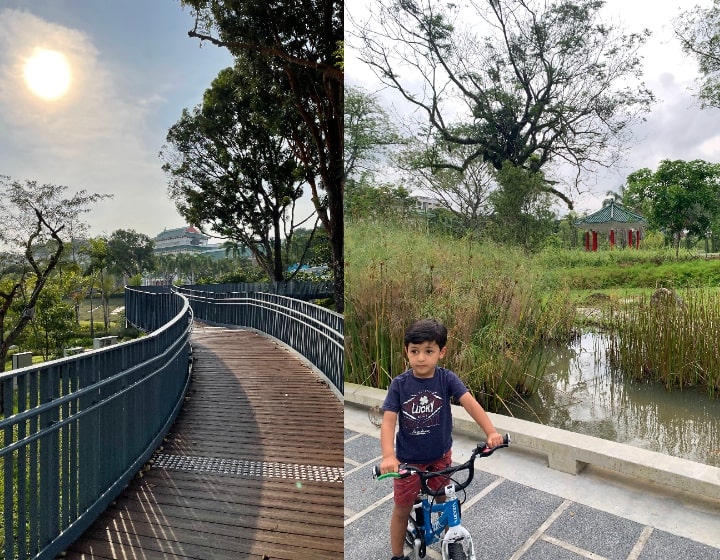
[[174, 286, 344, 395], [0, 289, 192, 560]]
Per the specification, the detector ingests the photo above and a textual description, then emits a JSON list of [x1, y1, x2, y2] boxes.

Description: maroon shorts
[[393, 449, 452, 507]]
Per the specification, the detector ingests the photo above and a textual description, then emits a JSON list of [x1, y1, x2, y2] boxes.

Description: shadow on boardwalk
[[63, 325, 344, 560]]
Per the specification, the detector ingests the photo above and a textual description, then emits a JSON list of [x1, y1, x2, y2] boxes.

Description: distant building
[[414, 195, 443, 213], [153, 226, 211, 255], [153, 226, 251, 260]]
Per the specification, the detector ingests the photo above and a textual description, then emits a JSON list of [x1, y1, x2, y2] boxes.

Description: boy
[[379, 318, 504, 560]]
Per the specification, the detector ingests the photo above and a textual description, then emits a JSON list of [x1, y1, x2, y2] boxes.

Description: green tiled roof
[[575, 200, 646, 228]]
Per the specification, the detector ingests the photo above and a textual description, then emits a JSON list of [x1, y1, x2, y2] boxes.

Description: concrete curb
[[345, 382, 720, 502]]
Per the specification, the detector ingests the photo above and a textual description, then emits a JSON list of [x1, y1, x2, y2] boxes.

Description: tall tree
[[675, 1, 720, 108], [161, 64, 313, 282], [625, 159, 720, 258], [0, 177, 108, 370], [180, 0, 344, 310], [344, 86, 404, 180], [398, 134, 495, 236], [83, 237, 113, 336], [344, 178, 414, 222], [106, 229, 155, 284], [352, 0, 654, 208], [488, 163, 556, 249]]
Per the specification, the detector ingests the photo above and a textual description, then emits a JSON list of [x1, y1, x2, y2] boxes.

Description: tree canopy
[[162, 63, 314, 282], [675, 1, 720, 109], [625, 159, 720, 257], [0, 177, 108, 370], [344, 86, 404, 181], [106, 229, 155, 281], [180, 0, 344, 310], [352, 0, 654, 208]]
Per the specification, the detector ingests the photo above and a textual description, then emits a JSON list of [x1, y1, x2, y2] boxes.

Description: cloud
[[0, 8, 180, 236]]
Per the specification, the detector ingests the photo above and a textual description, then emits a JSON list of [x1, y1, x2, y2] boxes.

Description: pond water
[[503, 331, 720, 468]]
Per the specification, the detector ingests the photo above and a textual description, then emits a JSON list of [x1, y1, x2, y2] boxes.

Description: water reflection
[[504, 332, 720, 467]]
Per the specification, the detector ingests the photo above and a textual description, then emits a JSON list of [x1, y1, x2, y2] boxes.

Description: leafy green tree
[[221, 240, 247, 261], [162, 63, 312, 282], [353, 0, 654, 208], [83, 237, 118, 336], [107, 229, 155, 283], [0, 177, 108, 371], [488, 163, 557, 250], [180, 0, 344, 310], [29, 278, 74, 360], [65, 268, 89, 325], [625, 160, 720, 258], [345, 177, 413, 222], [154, 254, 178, 286], [675, 1, 720, 108], [284, 227, 332, 268], [344, 86, 404, 180]]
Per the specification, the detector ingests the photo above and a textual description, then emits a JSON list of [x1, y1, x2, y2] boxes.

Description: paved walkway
[[345, 402, 720, 560], [64, 325, 344, 559]]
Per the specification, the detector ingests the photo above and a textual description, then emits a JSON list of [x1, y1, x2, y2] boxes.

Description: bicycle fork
[[440, 486, 476, 560]]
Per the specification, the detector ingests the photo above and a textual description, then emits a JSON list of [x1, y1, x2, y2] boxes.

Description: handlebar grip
[[373, 464, 408, 480]]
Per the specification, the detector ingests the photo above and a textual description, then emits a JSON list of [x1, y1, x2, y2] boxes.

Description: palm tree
[[602, 186, 625, 206]]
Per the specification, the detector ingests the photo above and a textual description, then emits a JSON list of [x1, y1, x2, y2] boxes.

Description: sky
[[345, 0, 720, 216], [0, 0, 235, 240]]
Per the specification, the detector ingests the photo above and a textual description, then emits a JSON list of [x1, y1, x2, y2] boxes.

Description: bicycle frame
[[409, 482, 476, 559]]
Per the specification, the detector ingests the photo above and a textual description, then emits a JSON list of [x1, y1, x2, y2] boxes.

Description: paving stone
[[637, 528, 720, 560], [519, 538, 590, 560], [544, 502, 643, 560], [460, 479, 565, 560], [346, 432, 384, 465]]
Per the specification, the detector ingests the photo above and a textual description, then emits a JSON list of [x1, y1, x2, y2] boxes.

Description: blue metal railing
[[140, 280, 334, 301], [174, 287, 344, 395], [181, 280, 334, 301], [0, 289, 192, 560]]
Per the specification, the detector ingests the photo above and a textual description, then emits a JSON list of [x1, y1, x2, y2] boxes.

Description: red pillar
[[629, 230, 634, 248], [636, 230, 641, 249], [584, 231, 590, 251], [609, 229, 615, 249], [592, 230, 598, 251]]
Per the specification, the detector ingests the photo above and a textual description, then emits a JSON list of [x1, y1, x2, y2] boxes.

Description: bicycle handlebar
[[373, 434, 510, 496]]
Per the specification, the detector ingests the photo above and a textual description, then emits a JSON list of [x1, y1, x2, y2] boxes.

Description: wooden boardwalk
[[64, 325, 344, 560]]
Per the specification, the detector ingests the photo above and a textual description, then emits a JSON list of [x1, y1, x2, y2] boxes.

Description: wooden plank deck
[[63, 325, 344, 560]]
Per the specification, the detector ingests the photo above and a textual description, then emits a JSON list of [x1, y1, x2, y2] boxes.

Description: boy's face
[[405, 340, 447, 378]]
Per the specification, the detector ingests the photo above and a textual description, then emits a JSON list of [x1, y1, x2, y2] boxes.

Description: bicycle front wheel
[[445, 537, 474, 560]]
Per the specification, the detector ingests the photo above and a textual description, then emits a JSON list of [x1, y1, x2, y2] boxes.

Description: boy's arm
[[458, 392, 504, 448], [380, 410, 400, 474]]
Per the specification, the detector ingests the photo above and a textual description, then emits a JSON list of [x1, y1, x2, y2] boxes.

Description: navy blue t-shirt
[[382, 366, 468, 464]]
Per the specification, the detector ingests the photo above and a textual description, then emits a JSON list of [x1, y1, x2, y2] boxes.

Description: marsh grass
[[535, 246, 720, 291], [345, 221, 576, 411], [608, 289, 720, 397]]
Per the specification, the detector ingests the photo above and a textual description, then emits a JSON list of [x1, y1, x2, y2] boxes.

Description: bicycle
[[373, 434, 510, 560]]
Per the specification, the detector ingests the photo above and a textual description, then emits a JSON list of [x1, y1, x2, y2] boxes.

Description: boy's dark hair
[[404, 318, 448, 348]]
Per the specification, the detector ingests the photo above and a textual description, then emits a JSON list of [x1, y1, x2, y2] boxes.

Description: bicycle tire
[[446, 540, 468, 560]]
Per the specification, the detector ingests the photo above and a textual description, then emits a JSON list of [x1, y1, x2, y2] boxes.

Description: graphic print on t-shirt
[[401, 390, 444, 436]]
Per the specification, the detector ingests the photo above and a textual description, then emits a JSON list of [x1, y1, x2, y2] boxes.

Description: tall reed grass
[[607, 290, 720, 397], [345, 221, 577, 412]]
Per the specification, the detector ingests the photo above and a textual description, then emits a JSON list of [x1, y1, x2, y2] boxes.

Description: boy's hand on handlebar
[[380, 456, 400, 475], [486, 432, 505, 448]]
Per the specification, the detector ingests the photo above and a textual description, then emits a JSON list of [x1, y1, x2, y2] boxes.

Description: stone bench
[[345, 382, 720, 501]]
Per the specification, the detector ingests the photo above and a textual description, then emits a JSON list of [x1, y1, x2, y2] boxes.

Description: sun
[[24, 49, 72, 101]]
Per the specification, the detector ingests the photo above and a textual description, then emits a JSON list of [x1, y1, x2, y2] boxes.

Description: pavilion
[[574, 200, 647, 251]]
